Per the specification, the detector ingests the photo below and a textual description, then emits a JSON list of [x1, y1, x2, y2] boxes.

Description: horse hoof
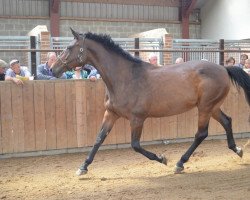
[[160, 155, 168, 165], [236, 147, 243, 158], [76, 169, 88, 176], [174, 165, 184, 174]]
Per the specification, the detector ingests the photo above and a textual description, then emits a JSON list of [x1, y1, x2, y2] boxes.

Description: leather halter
[[58, 36, 86, 70]]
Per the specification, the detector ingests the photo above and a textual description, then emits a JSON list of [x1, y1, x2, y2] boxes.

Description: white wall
[[201, 0, 250, 39]]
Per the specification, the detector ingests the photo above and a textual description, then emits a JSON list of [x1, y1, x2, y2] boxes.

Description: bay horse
[[52, 28, 250, 176]]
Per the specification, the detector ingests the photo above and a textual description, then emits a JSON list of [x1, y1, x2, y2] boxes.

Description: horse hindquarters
[[175, 70, 230, 173]]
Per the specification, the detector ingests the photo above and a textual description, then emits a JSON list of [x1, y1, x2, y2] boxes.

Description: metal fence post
[[219, 39, 224, 65], [30, 36, 37, 78], [134, 38, 139, 57]]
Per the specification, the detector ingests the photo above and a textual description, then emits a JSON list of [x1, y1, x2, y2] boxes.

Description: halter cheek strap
[[58, 55, 72, 71], [77, 46, 87, 64], [58, 36, 87, 69]]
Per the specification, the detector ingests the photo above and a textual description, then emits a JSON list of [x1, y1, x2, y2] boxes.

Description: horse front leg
[[76, 110, 118, 176], [130, 117, 167, 165]]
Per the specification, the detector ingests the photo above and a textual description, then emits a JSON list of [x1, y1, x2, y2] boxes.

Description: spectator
[[64, 68, 86, 79], [243, 59, 250, 75], [37, 52, 66, 80], [0, 59, 8, 81], [175, 57, 184, 64], [73, 66, 88, 79], [65, 64, 99, 80], [83, 64, 100, 81], [148, 53, 159, 66], [225, 57, 235, 66], [87, 68, 99, 81], [236, 54, 248, 68], [65, 69, 74, 79], [5, 59, 31, 85]]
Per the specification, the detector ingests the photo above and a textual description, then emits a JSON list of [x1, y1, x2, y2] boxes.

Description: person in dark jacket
[[37, 52, 66, 80], [0, 59, 8, 81]]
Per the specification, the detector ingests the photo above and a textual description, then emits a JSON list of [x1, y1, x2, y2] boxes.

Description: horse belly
[[148, 89, 198, 118]]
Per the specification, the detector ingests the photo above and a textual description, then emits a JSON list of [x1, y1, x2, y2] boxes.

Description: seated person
[[88, 68, 100, 81], [65, 69, 75, 79], [0, 59, 8, 81], [243, 59, 250, 75], [37, 52, 66, 80], [148, 53, 158, 66], [83, 64, 101, 81], [73, 66, 88, 79], [65, 66, 89, 79], [5, 59, 31, 85], [175, 57, 184, 64], [236, 54, 248, 68], [225, 57, 235, 66]]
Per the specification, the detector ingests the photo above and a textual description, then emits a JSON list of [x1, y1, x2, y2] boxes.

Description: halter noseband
[[58, 36, 86, 70]]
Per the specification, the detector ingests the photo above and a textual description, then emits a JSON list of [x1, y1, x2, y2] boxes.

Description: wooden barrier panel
[[0, 80, 249, 155], [34, 82, 46, 151], [44, 82, 56, 149], [23, 83, 35, 151], [65, 81, 77, 149], [0, 83, 13, 154]]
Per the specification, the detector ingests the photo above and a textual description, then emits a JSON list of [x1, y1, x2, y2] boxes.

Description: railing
[[0, 80, 249, 156], [173, 39, 220, 63], [0, 36, 31, 68], [1, 36, 250, 74]]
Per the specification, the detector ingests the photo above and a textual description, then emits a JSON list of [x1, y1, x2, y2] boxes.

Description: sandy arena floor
[[0, 138, 250, 200]]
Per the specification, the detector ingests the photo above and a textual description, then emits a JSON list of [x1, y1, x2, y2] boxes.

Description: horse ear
[[70, 27, 80, 40]]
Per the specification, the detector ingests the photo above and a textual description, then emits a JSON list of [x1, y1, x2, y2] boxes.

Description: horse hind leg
[[175, 111, 210, 174], [212, 109, 243, 157], [130, 117, 167, 165]]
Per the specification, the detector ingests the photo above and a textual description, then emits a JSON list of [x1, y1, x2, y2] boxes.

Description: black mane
[[83, 32, 142, 63]]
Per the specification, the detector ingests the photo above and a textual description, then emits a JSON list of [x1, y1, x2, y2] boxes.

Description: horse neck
[[86, 40, 134, 92]]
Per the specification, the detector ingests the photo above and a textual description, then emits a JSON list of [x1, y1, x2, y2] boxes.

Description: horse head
[[52, 28, 87, 78]]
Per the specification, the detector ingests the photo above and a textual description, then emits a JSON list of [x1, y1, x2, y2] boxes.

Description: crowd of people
[[0, 51, 101, 85], [0, 52, 250, 86], [147, 53, 250, 76], [225, 54, 250, 74]]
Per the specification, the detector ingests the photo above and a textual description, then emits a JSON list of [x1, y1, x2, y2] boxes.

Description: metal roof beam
[[181, 0, 197, 39]]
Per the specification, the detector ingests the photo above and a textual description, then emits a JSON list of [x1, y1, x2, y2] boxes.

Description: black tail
[[226, 66, 250, 106]]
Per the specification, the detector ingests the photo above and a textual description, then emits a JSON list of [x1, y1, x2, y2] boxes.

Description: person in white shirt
[[175, 57, 184, 64]]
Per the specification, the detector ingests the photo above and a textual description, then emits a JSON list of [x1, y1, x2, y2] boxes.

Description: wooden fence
[[0, 80, 250, 155]]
